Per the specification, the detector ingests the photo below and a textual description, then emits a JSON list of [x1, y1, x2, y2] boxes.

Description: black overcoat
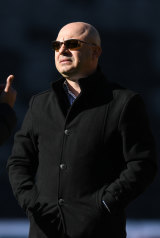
[[7, 69, 157, 238]]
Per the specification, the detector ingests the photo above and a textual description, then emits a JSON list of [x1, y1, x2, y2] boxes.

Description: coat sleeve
[[6, 97, 39, 213], [0, 103, 17, 145], [102, 94, 157, 214]]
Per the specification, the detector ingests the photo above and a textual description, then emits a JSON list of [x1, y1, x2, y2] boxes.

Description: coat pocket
[[31, 195, 58, 220], [26, 187, 40, 216], [96, 185, 111, 215]]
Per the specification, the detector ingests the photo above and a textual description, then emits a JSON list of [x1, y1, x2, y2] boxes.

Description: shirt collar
[[63, 80, 77, 100]]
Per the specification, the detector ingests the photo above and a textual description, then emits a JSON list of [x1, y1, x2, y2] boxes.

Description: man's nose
[[59, 43, 68, 54]]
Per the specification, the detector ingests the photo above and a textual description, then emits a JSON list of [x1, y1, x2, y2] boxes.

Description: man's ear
[[92, 46, 102, 59]]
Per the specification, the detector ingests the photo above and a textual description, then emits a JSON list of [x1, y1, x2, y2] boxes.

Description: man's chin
[[59, 67, 76, 78], [61, 72, 73, 78]]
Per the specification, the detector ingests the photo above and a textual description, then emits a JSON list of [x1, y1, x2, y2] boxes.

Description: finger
[[4, 75, 14, 92]]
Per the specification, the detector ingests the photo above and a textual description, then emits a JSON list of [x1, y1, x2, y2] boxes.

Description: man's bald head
[[57, 22, 101, 47], [55, 22, 102, 81]]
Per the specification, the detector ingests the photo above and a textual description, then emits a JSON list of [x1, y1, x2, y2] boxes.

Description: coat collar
[[52, 67, 113, 122], [51, 66, 113, 120], [51, 66, 113, 107]]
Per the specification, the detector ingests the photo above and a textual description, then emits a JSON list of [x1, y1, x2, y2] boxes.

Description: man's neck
[[64, 68, 98, 96]]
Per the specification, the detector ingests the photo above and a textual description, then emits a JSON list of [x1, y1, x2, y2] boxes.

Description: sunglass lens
[[66, 40, 79, 49], [52, 41, 61, 51], [52, 39, 81, 51]]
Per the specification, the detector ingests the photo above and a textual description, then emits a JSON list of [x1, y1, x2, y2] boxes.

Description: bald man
[[0, 75, 17, 145], [7, 22, 157, 238]]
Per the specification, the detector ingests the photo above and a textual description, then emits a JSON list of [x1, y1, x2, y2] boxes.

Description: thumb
[[4, 75, 14, 92]]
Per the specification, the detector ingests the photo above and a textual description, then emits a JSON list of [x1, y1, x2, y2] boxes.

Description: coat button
[[59, 198, 64, 206], [60, 164, 67, 170], [64, 129, 70, 135]]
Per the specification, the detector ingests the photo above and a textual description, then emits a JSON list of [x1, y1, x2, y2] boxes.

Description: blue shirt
[[63, 80, 77, 105]]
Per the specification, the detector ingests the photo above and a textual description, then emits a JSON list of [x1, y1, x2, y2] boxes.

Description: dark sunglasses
[[51, 39, 97, 51]]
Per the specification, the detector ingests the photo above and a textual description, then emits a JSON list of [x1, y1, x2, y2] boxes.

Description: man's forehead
[[56, 24, 88, 41]]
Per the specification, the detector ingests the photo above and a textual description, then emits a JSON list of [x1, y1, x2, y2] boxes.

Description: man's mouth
[[59, 59, 72, 63]]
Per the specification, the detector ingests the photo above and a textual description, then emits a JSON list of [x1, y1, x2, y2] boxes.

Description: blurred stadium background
[[0, 0, 160, 237]]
